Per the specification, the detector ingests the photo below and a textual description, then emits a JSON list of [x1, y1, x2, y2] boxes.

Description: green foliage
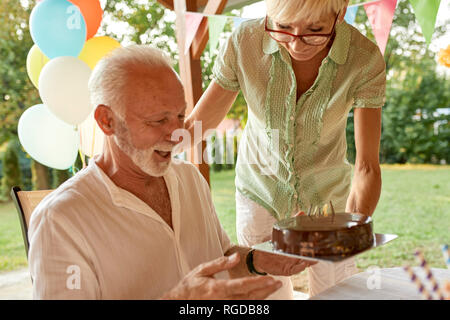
[[233, 135, 239, 165], [0, 0, 41, 145], [381, 71, 449, 164], [0, 139, 22, 201], [51, 169, 71, 189], [346, 0, 449, 164], [223, 131, 234, 170], [210, 132, 222, 172]]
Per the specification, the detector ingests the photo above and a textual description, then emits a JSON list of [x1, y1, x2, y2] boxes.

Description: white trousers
[[235, 191, 359, 298]]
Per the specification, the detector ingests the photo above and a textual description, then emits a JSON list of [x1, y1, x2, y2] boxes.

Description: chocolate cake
[[272, 213, 374, 257]]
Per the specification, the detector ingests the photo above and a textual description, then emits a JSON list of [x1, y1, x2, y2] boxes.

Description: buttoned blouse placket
[[265, 45, 337, 219]]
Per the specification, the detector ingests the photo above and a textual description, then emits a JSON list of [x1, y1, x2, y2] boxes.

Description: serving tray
[[252, 233, 398, 264]]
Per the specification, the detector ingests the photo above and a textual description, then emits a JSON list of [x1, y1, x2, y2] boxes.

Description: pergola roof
[[157, 0, 261, 11]]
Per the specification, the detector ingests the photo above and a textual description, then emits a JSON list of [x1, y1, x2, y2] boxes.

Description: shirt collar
[[89, 157, 176, 222], [262, 20, 351, 65]]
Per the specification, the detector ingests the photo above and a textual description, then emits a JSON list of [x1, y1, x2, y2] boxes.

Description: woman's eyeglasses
[[264, 12, 340, 46]]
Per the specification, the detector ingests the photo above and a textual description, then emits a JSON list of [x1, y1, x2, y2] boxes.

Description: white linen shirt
[[28, 158, 231, 299]]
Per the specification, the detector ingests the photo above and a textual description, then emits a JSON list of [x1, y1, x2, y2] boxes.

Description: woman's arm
[[183, 80, 239, 149], [346, 107, 382, 216]]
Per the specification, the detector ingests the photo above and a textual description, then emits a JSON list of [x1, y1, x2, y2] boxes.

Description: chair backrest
[[11, 186, 53, 257]]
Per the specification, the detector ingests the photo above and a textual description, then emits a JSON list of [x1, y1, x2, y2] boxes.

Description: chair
[[10, 186, 53, 257]]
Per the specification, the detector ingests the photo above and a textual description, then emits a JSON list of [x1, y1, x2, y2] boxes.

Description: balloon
[[69, 0, 103, 40], [26, 44, 50, 89], [79, 110, 104, 158], [18, 104, 79, 170], [78, 36, 121, 69], [30, 0, 87, 59], [39, 56, 92, 125]]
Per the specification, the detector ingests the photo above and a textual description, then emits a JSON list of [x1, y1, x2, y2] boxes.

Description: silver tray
[[252, 233, 398, 264]]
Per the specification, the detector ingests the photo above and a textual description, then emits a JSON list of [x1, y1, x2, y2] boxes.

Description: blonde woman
[[184, 0, 385, 298]]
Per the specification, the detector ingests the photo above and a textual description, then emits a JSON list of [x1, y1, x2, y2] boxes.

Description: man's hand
[[162, 253, 282, 300], [252, 251, 317, 276]]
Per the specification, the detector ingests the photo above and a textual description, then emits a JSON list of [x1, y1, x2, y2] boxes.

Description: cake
[[272, 213, 374, 257]]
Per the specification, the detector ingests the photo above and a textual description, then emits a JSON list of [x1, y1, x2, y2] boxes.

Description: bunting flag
[[232, 17, 250, 29], [408, 0, 441, 44], [184, 12, 204, 55], [182, 0, 442, 58], [364, 0, 398, 55], [344, 5, 359, 25], [208, 15, 228, 57]]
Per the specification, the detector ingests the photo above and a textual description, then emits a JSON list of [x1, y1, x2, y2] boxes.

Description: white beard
[[113, 118, 172, 177]]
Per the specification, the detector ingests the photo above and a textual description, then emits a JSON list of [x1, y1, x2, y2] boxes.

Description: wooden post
[[174, 0, 210, 185]]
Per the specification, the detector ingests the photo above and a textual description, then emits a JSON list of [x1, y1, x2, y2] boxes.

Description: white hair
[[88, 45, 174, 117], [265, 0, 348, 23]]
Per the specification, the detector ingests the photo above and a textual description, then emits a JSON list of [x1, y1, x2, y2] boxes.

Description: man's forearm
[[346, 162, 381, 216]]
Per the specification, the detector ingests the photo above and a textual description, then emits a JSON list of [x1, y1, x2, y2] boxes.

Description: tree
[[346, 0, 449, 164], [0, 139, 22, 201], [0, 0, 40, 145], [0, 0, 52, 190]]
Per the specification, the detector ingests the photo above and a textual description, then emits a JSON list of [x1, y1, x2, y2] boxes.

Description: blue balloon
[[30, 0, 87, 59]]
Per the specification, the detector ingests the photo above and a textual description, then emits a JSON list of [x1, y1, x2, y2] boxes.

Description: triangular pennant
[[364, 0, 397, 55], [232, 17, 249, 29], [344, 5, 359, 25], [408, 0, 441, 44], [208, 15, 228, 57], [184, 12, 204, 55]]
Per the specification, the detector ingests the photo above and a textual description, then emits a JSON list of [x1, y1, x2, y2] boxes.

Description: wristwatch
[[246, 249, 268, 276]]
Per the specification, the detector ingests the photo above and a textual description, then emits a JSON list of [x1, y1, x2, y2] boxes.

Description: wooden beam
[[191, 0, 228, 59], [174, 0, 210, 185]]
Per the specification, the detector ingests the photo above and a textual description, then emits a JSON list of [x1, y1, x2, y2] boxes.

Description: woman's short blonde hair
[[265, 0, 348, 23]]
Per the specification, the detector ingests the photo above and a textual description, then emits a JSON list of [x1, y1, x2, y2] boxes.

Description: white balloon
[[18, 104, 79, 170], [79, 110, 104, 158], [39, 56, 92, 125]]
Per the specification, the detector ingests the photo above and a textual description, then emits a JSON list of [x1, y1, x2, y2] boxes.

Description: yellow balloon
[[78, 36, 121, 69], [26, 45, 50, 89]]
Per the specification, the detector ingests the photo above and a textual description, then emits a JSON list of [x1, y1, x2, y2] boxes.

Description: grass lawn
[[0, 202, 27, 272], [0, 165, 448, 275]]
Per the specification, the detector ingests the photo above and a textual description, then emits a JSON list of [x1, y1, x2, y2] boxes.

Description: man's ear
[[95, 105, 115, 136]]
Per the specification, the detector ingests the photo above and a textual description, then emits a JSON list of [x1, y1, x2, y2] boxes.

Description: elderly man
[[28, 45, 311, 300]]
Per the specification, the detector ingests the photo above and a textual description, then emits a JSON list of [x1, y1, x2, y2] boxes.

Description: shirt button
[[290, 116, 294, 121]]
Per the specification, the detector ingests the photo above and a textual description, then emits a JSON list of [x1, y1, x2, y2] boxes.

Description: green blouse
[[212, 18, 386, 221]]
